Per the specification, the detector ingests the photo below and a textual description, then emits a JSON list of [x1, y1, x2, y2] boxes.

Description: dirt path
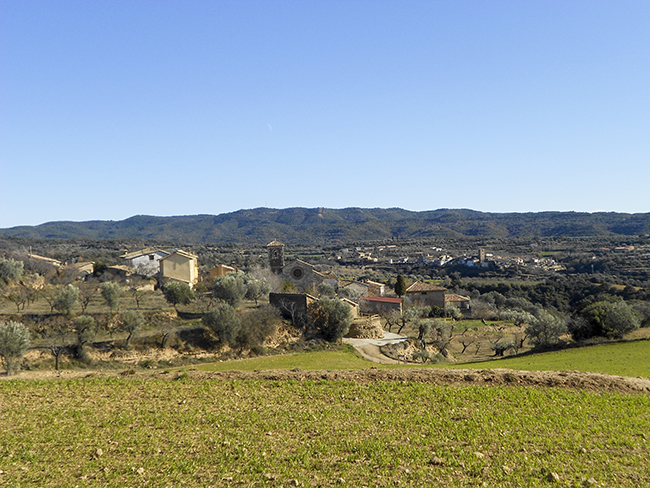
[[343, 331, 408, 364]]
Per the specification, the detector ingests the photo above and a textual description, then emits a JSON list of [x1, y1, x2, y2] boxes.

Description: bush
[[237, 305, 280, 350], [0, 320, 31, 375]]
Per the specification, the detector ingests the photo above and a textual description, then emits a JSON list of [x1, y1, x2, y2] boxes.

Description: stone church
[[267, 241, 338, 293]]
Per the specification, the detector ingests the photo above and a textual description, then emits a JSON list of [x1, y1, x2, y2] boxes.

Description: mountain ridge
[[1, 207, 649, 244]]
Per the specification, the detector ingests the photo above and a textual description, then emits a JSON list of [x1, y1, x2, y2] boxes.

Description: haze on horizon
[[1, 1, 649, 229]]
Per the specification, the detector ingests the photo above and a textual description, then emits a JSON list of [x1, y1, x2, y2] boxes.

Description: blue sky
[[1, 1, 649, 228]]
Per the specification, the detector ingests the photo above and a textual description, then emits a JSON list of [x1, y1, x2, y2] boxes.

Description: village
[[2, 233, 648, 373]]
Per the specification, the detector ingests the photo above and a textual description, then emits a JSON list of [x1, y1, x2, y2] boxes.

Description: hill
[[2, 207, 650, 244]]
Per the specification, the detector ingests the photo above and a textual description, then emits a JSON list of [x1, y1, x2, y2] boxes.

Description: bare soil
[[3, 366, 649, 395]]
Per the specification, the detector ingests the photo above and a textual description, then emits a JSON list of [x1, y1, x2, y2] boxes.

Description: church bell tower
[[267, 240, 285, 274]]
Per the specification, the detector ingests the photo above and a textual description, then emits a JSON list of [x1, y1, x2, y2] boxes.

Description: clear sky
[[1, 1, 649, 228]]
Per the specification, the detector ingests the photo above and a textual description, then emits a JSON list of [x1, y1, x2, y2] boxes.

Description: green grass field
[[195, 340, 650, 378], [455, 340, 650, 378], [0, 378, 648, 487]]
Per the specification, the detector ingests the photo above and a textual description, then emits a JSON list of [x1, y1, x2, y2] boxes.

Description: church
[[267, 241, 338, 293]]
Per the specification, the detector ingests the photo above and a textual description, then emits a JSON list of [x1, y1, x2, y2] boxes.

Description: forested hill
[[1, 208, 650, 244]]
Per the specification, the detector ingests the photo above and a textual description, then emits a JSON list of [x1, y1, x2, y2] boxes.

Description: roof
[[406, 282, 447, 293], [121, 248, 168, 260], [314, 269, 338, 280], [445, 294, 471, 302], [28, 254, 61, 266], [340, 297, 358, 307], [161, 249, 198, 261], [361, 296, 402, 304], [365, 280, 385, 287], [107, 265, 134, 273], [267, 240, 284, 247]]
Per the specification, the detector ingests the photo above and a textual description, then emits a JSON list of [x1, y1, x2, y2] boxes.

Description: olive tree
[[0, 258, 24, 284], [526, 310, 567, 348], [202, 304, 241, 346], [100, 281, 120, 312], [119, 310, 144, 347], [73, 315, 96, 359], [244, 277, 272, 305], [602, 301, 640, 339], [53, 284, 79, 316], [211, 272, 247, 307], [308, 297, 353, 343], [162, 281, 195, 311], [0, 320, 31, 375]]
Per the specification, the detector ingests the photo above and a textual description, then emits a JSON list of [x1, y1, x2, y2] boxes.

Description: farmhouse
[[404, 281, 447, 308], [121, 248, 169, 277], [445, 293, 472, 315], [160, 250, 199, 287]]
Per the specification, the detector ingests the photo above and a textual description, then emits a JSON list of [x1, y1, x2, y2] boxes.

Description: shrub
[[236, 305, 280, 350]]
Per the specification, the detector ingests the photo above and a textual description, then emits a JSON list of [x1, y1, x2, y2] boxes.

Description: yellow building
[[208, 264, 237, 280], [160, 250, 199, 287]]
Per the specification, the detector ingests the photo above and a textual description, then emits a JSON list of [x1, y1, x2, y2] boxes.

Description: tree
[[41, 285, 60, 313], [127, 276, 150, 309], [100, 281, 120, 312], [308, 297, 353, 342], [316, 282, 336, 298], [0, 320, 31, 375], [211, 272, 247, 307], [78, 282, 98, 314], [394, 275, 407, 297], [526, 310, 567, 348], [162, 281, 195, 311], [382, 305, 430, 334], [4, 284, 30, 312], [53, 284, 79, 316], [39, 317, 69, 371], [119, 310, 144, 347], [244, 277, 271, 305], [203, 304, 241, 346], [490, 337, 516, 357], [73, 315, 96, 359], [602, 302, 640, 339], [500, 309, 536, 328], [0, 258, 24, 284]]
